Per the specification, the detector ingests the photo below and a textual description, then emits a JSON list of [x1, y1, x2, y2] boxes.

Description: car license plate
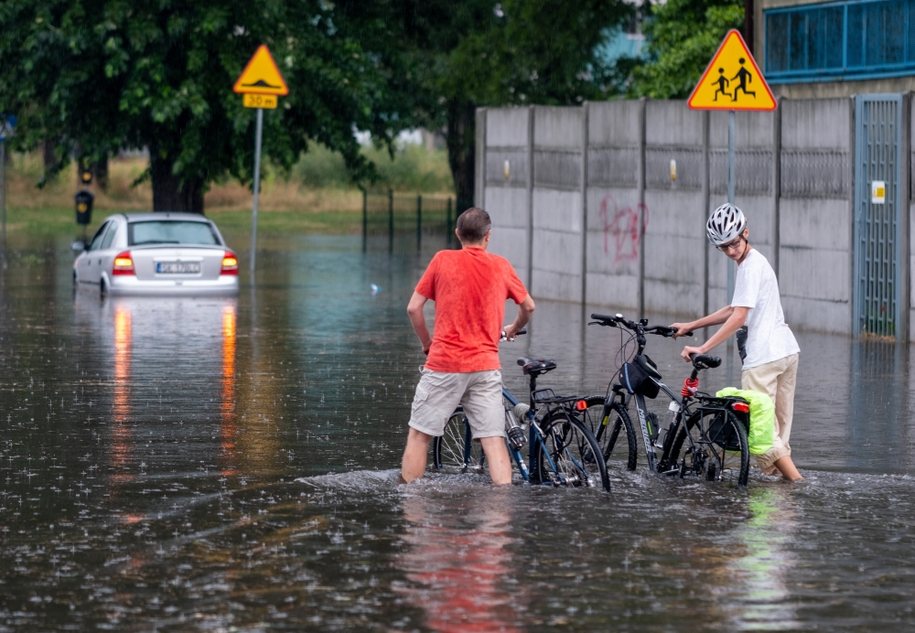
[[157, 261, 200, 274]]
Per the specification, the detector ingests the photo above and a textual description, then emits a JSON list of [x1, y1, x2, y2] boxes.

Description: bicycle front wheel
[[432, 408, 483, 473], [668, 409, 750, 487], [534, 411, 611, 492], [580, 396, 638, 472]]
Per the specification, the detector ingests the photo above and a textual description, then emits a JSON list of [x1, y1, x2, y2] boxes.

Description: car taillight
[[112, 251, 135, 276], [221, 251, 238, 275], [731, 401, 750, 413]]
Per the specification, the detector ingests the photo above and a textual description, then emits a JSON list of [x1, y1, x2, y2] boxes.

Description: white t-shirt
[[731, 249, 800, 369]]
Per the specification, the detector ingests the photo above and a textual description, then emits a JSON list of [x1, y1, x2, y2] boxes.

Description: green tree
[[0, 1, 412, 212], [626, 0, 744, 99], [337, 0, 631, 209]]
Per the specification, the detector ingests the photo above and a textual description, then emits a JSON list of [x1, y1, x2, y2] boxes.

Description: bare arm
[[680, 306, 749, 361], [670, 304, 735, 339], [503, 294, 535, 339], [406, 291, 432, 354]]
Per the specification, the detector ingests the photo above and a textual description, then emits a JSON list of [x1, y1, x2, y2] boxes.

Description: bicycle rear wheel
[[580, 396, 638, 472], [533, 410, 611, 492], [668, 409, 750, 487], [432, 408, 483, 473]]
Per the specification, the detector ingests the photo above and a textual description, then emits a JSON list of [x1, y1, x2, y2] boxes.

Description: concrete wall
[[777, 98, 854, 335], [477, 96, 912, 339], [586, 101, 643, 309], [482, 107, 531, 286], [643, 101, 708, 316], [531, 106, 584, 303]]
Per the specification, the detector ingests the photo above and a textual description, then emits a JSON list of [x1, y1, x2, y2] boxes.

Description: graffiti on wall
[[599, 194, 649, 264]]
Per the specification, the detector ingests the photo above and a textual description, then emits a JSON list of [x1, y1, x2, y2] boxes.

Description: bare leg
[[400, 427, 433, 483], [479, 436, 512, 485], [773, 455, 803, 482]]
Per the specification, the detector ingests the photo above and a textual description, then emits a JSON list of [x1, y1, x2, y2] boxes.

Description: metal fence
[[362, 190, 456, 252]]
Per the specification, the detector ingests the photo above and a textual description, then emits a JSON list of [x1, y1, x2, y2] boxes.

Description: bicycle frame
[[501, 388, 533, 481], [625, 381, 683, 474], [507, 385, 596, 486], [448, 377, 606, 488], [592, 313, 737, 480]]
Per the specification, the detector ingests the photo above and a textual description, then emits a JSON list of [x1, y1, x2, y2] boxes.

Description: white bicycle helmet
[[706, 203, 747, 246]]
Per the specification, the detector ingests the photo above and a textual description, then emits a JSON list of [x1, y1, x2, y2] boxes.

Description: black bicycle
[[587, 313, 751, 487], [432, 354, 611, 492]]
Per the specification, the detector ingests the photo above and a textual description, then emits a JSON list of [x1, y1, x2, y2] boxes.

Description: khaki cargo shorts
[[408, 368, 504, 439]]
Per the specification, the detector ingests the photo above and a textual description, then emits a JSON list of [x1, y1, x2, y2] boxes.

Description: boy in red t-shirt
[[400, 208, 535, 484]]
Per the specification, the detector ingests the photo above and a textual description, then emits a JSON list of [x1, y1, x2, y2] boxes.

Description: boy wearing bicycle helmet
[[671, 203, 802, 481]]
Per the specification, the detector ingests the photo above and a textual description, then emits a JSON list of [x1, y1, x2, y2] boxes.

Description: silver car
[[72, 212, 239, 295]]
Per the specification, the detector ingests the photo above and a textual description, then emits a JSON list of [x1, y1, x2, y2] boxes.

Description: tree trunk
[[150, 152, 204, 213], [43, 141, 57, 171], [91, 156, 109, 193], [445, 97, 477, 216]]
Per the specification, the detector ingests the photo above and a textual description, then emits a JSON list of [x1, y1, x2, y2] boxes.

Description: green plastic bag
[[716, 387, 775, 455]]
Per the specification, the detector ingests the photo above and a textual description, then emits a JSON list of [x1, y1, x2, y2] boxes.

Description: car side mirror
[[71, 240, 86, 252]]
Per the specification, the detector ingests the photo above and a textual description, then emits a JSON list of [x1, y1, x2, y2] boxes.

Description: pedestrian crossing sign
[[687, 30, 776, 111], [233, 45, 289, 96]]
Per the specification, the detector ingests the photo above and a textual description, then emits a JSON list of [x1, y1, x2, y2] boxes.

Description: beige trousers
[[741, 353, 799, 472]]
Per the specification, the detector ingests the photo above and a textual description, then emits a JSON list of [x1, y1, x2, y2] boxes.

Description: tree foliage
[[0, 0, 413, 211], [0, 0, 631, 212], [337, 0, 632, 208], [626, 0, 744, 99]]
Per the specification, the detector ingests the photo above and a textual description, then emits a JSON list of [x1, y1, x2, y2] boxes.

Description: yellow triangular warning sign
[[688, 30, 775, 111], [233, 45, 289, 96]]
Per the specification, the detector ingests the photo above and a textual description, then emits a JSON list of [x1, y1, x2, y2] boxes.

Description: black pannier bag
[[701, 397, 750, 451], [619, 354, 661, 399]]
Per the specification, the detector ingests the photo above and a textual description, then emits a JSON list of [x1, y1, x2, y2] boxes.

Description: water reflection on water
[[0, 234, 913, 631]]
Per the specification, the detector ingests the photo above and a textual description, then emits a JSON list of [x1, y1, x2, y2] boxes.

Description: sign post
[[688, 29, 776, 301], [233, 45, 289, 272]]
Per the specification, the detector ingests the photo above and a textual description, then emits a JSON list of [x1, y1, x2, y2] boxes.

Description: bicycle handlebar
[[500, 327, 528, 341], [589, 313, 692, 338]]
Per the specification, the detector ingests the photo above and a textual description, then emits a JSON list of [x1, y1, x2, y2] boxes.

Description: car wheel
[[100, 277, 108, 297]]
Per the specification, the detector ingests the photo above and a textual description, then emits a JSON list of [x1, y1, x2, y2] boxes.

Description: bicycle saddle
[[692, 354, 721, 370], [517, 357, 557, 376]]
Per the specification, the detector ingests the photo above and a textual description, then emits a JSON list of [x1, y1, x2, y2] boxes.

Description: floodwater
[[0, 231, 913, 632]]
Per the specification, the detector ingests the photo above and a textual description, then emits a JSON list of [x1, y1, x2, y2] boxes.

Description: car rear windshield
[[127, 221, 220, 246]]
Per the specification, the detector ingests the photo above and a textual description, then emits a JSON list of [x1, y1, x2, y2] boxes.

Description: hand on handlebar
[[670, 323, 691, 339], [501, 326, 527, 341]]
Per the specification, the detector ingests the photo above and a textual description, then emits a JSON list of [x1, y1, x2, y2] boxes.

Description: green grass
[[0, 140, 453, 245], [0, 205, 364, 244]]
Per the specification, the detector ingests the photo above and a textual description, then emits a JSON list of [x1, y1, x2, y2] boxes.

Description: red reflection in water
[[111, 305, 132, 485], [398, 493, 522, 633], [220, 304, 238, 475]]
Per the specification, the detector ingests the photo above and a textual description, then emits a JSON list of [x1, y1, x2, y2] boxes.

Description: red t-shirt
[[415, 247, 528, 373]]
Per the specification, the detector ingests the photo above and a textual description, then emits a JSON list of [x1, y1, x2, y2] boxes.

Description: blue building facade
[[759, 0, 915, 94]]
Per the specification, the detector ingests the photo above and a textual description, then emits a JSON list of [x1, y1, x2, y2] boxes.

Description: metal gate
[[854, 94, 902, 338]]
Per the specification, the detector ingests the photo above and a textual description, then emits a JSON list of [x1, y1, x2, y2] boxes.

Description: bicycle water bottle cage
[[517, 357, 557, 376], [692, 354, 722, 370]]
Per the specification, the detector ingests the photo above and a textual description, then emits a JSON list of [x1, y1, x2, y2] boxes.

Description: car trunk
[[130, 246, 225, 281]]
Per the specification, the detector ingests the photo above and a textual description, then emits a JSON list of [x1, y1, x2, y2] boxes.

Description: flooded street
[[0, 232, 913, 631]]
